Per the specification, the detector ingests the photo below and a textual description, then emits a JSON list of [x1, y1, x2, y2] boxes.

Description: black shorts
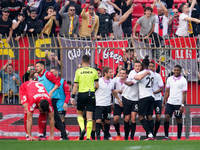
[[122, 96, 138, 116], [113, 104, 123, 116], [77, 92, 95, 112], [83, 108, 96, 120], [154, 100, 162, 114], [138, 96, 154, 116], [165, 103, 182, 118], [95, 106, 111, 121]]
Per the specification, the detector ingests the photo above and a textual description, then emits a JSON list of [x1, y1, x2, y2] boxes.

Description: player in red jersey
[[19, 81, 54, 141]]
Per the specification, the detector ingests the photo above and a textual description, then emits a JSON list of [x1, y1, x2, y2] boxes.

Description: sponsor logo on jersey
[[33, 93, 50, 100], [30, 103, 36, 111], [80, 71, 93, 74]]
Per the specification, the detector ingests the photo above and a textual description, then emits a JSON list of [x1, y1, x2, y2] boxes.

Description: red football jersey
[[19, 81, 53, 113]]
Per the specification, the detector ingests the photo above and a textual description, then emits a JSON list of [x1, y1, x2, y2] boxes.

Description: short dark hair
[[174, 65, 182, 70], [120, 68, 127, 74], [96, 68, 102, 72], [142, 55, 149, 67], [36, 61, 45, 66], [28, 63, 34, 67], [110, 12, 117, 20], [67, 81, 71, 85], [82, 55, 90, 63], [30, 9, 37, 13], [69, 5, 75, 9], [134, 60, 141, 64], [28, 71, 37, 80], [7, 64, 13, 67], [149, 62, 155, 65], [102, 66, 112, 76], [144, 7, 153, 12], [179, 3, 186, 12], [39, 100, 49, 112], [89, 4, 94, 7], [47, 6, 54, 12], [51, 67, 59, 71]]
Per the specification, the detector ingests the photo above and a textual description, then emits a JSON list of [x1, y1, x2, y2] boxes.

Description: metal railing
[[0, 34, 200, 104]]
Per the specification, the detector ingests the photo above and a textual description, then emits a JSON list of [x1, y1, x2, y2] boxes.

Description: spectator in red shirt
[[168, 9, 179, 37]]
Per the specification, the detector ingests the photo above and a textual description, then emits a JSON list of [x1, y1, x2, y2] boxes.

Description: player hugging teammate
[[20, 55, 187, 141]]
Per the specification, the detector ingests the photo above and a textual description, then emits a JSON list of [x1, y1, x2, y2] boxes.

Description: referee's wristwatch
[[181, 104, 185, 107]]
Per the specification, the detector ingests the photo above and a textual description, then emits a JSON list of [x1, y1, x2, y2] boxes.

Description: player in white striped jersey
[[123, 60, 150, 140], [149, 62, 164, 139], [133, 56, 155, 140], [162, 65, 187, 140], [112, 68, 127, 140]]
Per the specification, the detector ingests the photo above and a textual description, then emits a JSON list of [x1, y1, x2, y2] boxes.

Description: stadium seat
[[145, 3, 151, 7], [133, 0, 154, 4], [86, 0, 90, 3], [177, 3, 182, 9], [153, 6, 158, 15], [132, 18, 140, 34], [132, 3, 144, 18], [174, 0, 187, 4], [55, 26, 60, 34]]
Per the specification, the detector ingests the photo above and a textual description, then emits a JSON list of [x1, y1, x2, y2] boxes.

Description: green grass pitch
[[0, 140, 199, 150]]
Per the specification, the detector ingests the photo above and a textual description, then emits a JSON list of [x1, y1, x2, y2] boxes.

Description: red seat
[[132, 18, 140, 34], [55, 26, 60, 34], [134, 0, 154, 4], [177, 3, 182, 9], [145, 3, 151, 7], [132, 3, 144, 18], [153, 6, 157, 15], [174, 0, 187, 4], [86, 0, 90, 3]]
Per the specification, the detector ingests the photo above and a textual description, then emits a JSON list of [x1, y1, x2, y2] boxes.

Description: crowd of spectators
[[1, 0, 200, 42]]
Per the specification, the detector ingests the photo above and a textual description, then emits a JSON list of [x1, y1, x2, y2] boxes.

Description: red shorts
[[21, 95, 28, 105]]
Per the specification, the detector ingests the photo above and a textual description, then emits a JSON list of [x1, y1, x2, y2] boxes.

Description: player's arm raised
[[48, 111, 54, 141]]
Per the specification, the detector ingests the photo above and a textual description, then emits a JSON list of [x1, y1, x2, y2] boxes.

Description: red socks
[[38, 113, 47, 135]]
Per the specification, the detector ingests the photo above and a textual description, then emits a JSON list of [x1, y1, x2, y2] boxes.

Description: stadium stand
[[132, 3, 144, 18]]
